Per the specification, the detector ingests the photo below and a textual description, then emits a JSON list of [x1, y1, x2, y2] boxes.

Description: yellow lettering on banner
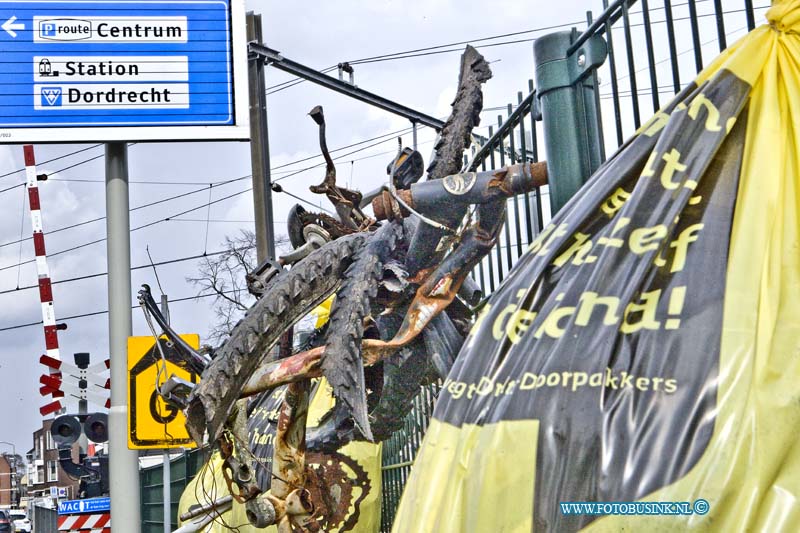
[[589, 372, 603, 386], [572, 372, 588, 391], [526, 224, 554, 254], [535, 296, 576, 339], [600, 187, 631, 217], [553, 232, 596, 267], [449, 380, 467, 399], [629, 224, 668, 254], [597, 217, 631, 248], [492, 304, 516, 340], [669, 224, 704, 272], [640, 110, 671, 137], [575, 292, 621, 326], [528, 224, 567, 255], [505, 380, 517, 395], [520, 373, 537, 390], [665, 286, 687, 329], [687, 93, 722, 132], [467, 377, 494, 399], [660, 148, 689, 190], [507, 308, 537, 344], [664, 379, 678, 393], [641, 152, 658, 178], [528, 223, 569, 255], [620, 289, 662, 334]]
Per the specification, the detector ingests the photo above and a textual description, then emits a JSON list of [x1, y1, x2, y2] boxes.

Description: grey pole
[[247, 12, 276, 260], [160, 294, 171, 533], [533, 30, 607, 213], [105, 142, 140, 531], [412, 121, 418, 150]]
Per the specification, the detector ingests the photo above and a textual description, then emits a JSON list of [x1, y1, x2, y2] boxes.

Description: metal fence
[[378, 0, 765, 530], [379, 384, 439, 532], [31, 504, 58, 533], [131, 2, 768, 530], [140, 450, 205, 533]]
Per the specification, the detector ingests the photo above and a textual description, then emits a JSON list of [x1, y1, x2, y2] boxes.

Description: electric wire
[[0, 288, 242, 333], [0, 143, 104, 181], [0, 248, 245, 296], [0, 174, 252, 251]]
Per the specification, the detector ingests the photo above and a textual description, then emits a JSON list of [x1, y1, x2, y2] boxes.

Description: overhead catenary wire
[[0, 120, 423, 253], [0, 118, 422, 195], [0, 174, 253, 251], [0, 248, 248, 297], [263, 21, 584, 95], [263, 0, 756, 98], [0, 288, 242, 333], [598, 5, 769, 91], [0, 186, 256, 273], [0, 143, 105, 181], [0, 117, 452, 273]]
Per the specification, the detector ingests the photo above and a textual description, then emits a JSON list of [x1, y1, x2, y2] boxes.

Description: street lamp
[[0, 441, 18, 507]]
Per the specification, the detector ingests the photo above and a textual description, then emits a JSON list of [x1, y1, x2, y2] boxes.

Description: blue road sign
[[58, 496, 111, 515], [0, 0, 248, 142]]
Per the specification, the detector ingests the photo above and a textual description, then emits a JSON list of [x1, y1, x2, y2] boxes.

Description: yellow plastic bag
[[178, 297, 380, 532], [394, 2, 800, 531], [178, 378, 382, 532]]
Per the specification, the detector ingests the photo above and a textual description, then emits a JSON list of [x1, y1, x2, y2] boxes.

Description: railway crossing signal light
[[51, 412, 109, 444]]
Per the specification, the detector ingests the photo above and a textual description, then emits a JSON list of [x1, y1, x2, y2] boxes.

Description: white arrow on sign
[[2, 16, 24, 38]]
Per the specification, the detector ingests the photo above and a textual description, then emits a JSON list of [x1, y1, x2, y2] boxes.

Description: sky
[[0, 0, 769, 456]]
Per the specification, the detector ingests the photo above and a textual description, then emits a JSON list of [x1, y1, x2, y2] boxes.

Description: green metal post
[[534, 29, 607, 214]]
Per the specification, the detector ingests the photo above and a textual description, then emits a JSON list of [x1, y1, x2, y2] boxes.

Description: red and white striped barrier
[[57, 512, 111, 532], [24, 144, 64, 416]]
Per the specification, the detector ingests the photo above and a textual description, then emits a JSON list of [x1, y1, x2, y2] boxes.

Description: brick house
[[0, 454, 21, 507], [25, 419, 80, 501]]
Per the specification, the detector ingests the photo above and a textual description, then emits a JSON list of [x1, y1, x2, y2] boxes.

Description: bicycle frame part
[[308, 105, 368, 229], [371, 162, 548, 222], [138, 284, 211, 374], [262, 381, 316, 532], [184, 233, 368, 446], [241, 200, 505, 398]]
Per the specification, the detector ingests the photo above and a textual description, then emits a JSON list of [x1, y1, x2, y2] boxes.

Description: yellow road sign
[[128, 334, 199, 449]]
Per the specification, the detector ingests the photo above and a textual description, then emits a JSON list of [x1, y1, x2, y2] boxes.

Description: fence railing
[[469, 85, 548, 292], [140, 450, 205, 533], [31, 504, 58, 533], [379, 384, 439, 532], [379, 0, 768, 529], [132, 2, 772, 530]]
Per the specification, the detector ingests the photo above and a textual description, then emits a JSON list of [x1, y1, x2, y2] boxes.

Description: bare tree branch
[[188, 229, 288, 343]]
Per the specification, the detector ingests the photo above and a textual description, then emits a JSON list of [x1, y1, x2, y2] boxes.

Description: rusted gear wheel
[[304, 451, 372, 531]]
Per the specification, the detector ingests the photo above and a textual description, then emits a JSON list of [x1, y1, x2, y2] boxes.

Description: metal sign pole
[[246, 12, 276, 260], [105, 141, 140, 531], [160, 294, 171, 533]]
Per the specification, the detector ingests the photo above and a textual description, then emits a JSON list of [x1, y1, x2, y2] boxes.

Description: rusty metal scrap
[[308, 105, 370, 230], [241, 348, 324, 397]]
